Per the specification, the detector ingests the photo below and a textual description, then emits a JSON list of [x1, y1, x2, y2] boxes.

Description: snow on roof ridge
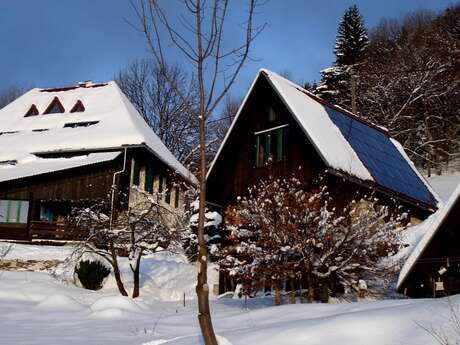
[[397, 182, 460, 290], [261, 69, 373, 181], [260, 69, 390, 136], [111, 82, 197, 184]]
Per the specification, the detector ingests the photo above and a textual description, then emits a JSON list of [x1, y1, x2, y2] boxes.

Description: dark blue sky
[[0, 0, 455, 99]]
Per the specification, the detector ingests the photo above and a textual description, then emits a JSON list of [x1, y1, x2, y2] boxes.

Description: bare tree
[[0, 85, 27, 109], [131, 1, 265, 343], [69, 187, 184, 298], [115, 60, 199, 163]]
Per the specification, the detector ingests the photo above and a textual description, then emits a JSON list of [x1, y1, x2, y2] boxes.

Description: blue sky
[[0, 0, 455, 99]]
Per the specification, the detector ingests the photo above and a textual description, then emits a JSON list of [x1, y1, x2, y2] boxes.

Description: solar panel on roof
[[324, 106, 436, 207]]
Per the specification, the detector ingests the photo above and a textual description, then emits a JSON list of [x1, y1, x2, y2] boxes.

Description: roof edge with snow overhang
[[0, 151, 122, 184], [397, 182, 460, 290]]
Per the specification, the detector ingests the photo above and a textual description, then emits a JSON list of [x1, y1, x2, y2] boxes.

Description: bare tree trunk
[[307, 271, 314, 303], [195, 3, 217, 341], [109, 243, 128, 297], [132, 252, 142, 298], [289, 277, 296, 304], [274, 281, 283, 306]]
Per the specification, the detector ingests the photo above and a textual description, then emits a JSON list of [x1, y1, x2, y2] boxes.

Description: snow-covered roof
[[0, 82, 196, 184], [0, 151, 121, 183], [207, 69, 438, 209], [397, 182, 460, 290]]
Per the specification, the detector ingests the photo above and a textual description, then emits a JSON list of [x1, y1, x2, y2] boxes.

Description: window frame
[[254, 124, 288, 167]]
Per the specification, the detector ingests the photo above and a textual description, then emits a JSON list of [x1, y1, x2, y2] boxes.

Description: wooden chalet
[[0, 81, 196, 241], [398, 183, 460, 298], [206, 69, 439, 293], [207, 69, 438, 220]]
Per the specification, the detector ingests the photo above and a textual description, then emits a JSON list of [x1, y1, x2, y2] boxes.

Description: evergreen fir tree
[[334, 5, 369, 66], [315, 5, 369, 109]]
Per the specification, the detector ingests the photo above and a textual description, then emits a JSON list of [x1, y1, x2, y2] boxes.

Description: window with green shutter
[[132, 159, 141, 186], [144, 166, 154, 193], [254, 124, 288, 167]]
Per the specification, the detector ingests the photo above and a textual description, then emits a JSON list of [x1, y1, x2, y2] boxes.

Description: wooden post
[[351, 71, 357, 114]]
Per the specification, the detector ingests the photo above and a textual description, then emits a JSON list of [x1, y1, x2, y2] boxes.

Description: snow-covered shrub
[[219, 176, 405, 304], [75, 260, 111, 290], [183, 199, 222, 262]]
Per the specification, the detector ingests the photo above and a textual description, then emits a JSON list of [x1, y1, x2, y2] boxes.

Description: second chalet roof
[[208, 69, 438, 209], [0, 82, 196, 184], [397, 182, 460, 290]]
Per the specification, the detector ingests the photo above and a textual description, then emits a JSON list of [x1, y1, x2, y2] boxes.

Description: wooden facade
[[0, 146, 188, 241]]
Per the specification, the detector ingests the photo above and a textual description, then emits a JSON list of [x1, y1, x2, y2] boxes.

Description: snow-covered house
[[398, 183, 460, 298], [207, 69, 438, 221], [0, 81, 196, 240]]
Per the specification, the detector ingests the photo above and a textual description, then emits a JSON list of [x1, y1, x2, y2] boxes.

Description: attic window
[[25, 104, 39, 117], [70, 100, 85, 113], [63, 121, 99, 128], [0, 160, 17, 166], [43, 97, 65, 114], [0, 131, 19, 136], [254, 124, 288, 167]]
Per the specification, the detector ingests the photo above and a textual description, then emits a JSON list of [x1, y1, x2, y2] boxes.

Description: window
[[25, 104, 39, 117], [254, 125, 287, 167], [44, 97, 65, 114], [63, 121, 99, 128], [268, 106, 276, 122], [70, 100, 85, 113], [132, 160, 141, 186], [0, 200, 29, 224], [40, 206, 54, 222], [144, 166, 154, 193]]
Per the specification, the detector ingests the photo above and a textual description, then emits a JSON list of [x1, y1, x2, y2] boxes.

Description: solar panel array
[[324, 106, 437, 207]]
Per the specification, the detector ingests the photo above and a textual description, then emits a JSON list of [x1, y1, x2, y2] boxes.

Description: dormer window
[[43, 97, 65, 114], [70, 100, 85, 113], [25, 104, 39, 117]]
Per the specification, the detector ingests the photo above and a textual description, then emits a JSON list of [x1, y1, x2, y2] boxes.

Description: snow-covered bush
[[219, 176, 405, 304], [75, 260, 111, 290]]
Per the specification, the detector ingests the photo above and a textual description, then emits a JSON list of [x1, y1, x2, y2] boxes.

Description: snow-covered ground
[[0, 267, 459, 345], [0, 173, 459, 345]]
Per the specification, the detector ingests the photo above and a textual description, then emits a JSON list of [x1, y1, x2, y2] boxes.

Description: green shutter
[[174, 188, 180, 208], [276, 128, 283, 161], [144, 167, 154, 193], [264, 133, 271, 163], [132, 160, 141, 186], [165, 178, 171, 204], [6, 200, 11, 223], [16, 201, 21, 223], [255, 135, 260, 167]]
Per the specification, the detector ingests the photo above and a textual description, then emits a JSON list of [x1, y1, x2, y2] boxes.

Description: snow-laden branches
[[219, 177, 405, 304], [67, 186, 186, 298]]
